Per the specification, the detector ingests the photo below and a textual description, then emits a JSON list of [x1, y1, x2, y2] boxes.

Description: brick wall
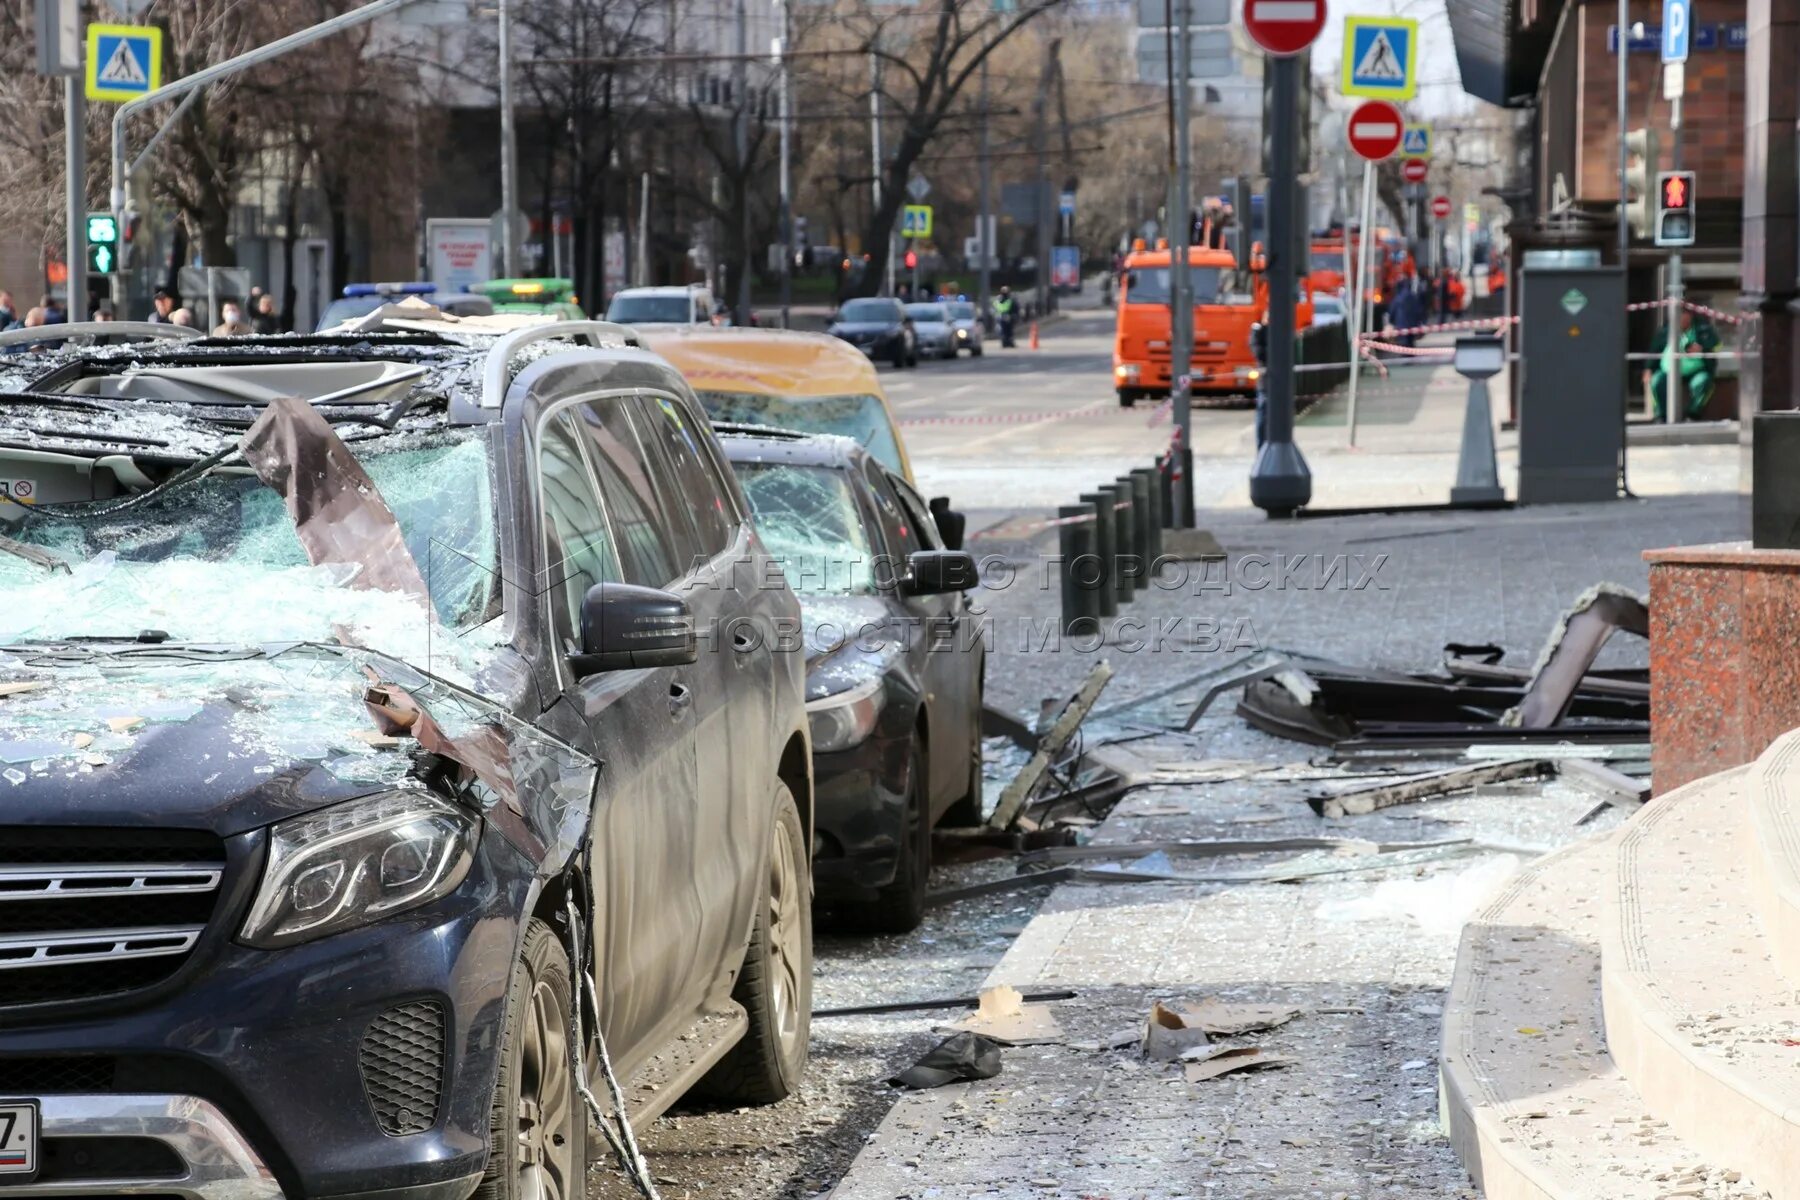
[[1573, 0, 1747, 203]]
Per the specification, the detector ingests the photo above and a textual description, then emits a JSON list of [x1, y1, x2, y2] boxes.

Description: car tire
[[1117, 388, 1138, 408], [970, 345, 983, 357], [473, 919, 585, 1200], [835, 743, 931, 934], [698, 782, 811, 1104]]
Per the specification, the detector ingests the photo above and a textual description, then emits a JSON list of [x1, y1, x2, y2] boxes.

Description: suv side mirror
[[571, 583, 697, 678], [929, 496, 966, 551], [903, 550, 978, 596]]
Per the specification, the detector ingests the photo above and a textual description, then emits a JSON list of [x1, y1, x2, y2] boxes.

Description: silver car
[[941, 300, 985, 357], [905, 302, 957, 360]]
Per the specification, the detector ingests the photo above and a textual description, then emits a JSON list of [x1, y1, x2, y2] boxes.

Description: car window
[[633, 392, 736, 564], [693, 390, 905, 477], [861, 458, 922, 561], [536, 410, 618, 654], [574, 397, 682, 587], [840, 299, 900, 323], [892, 477, 943, 551], [605, 294, 692, 324], [733, 462, 878, 594]]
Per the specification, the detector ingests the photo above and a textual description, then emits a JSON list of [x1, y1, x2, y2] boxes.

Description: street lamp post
[[498, 0, 519, 277]]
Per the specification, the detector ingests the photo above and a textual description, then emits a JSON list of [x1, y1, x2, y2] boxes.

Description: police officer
[[993, 286, 1018, 348]]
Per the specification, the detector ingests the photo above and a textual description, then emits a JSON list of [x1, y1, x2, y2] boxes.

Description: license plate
[[0, 1102, 37, 1180]]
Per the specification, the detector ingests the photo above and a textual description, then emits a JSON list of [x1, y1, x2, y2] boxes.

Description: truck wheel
[[834, 743, 931, 934], [1117, 388, 1138, 408], [699, 782, 811, 1104], [474, 919, 585, 1200]]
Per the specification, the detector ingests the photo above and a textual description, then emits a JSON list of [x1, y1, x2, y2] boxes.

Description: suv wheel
[[475, 919, 585, 1200], [700, 782, 811, 1103], [835, 743, 931, 934]]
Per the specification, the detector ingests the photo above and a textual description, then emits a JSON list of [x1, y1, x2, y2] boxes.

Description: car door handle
[[668, 682, 693, 716]]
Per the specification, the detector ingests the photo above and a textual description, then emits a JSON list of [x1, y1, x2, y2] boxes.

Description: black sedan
[[828, 297, 918, 369], [719, 428, 984, 932]]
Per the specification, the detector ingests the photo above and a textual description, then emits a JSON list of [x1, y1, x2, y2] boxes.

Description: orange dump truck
[[1111, 240, 1312, 407]]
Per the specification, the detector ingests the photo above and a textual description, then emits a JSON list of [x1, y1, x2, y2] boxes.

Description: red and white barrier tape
[[1359, 340, 1453, 357], [898, 399, 1112, 427], [1626, 298, 1744, 325], [1369, 314, 1516, 340]]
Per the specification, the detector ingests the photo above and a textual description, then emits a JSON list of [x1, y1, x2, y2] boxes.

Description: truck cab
[[1111, 240, 1312, 408]]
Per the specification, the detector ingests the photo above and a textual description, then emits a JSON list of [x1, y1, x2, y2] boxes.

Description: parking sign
[[1662, 0, 1691, 63]]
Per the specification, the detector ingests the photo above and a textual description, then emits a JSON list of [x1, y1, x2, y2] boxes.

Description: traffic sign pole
[[1347, 158, 1375, 448], [1341, 98, 1403, 450], [66, 73, 84, 317], [1664, 0, 1687, 425]]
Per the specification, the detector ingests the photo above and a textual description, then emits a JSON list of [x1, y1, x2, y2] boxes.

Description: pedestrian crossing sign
[[1340, 16, 1417, 100], [1402, 125, 1431, 157], [901, 204, 933, 239], [85, 24, 161, 104]]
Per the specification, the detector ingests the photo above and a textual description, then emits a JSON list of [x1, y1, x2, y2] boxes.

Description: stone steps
[[1443, 754, 1800, 1199], [1442, 833, 1761, 1200]]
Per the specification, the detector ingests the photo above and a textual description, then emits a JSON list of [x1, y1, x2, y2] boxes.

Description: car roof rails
[[479, 320, 646, 408], [0, 322, 204, 349]]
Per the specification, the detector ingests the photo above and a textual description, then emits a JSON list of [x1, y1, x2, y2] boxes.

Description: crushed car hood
[[0, 644, 593, 857]]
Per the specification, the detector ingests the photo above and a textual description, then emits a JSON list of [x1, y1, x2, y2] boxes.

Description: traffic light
[[85, 212, 120, 274], [904, 249, 918, 270], [1655, 170, 1696, 247], [1623, 127, 1659, 240]]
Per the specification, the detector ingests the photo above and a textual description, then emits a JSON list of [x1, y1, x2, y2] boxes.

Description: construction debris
[[1308, 759, 1558, 817], [1503, 584, 1649, 727], [951, 985, 1065, 1045], [813, 989, 1077, 1019], [1182, 1046, 1298, 1082], [987, 662, 1115, 831], [1143, 1002, 1213, 1062]]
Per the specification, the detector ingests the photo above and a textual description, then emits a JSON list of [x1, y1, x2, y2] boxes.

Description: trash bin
[[1517, 263, 1625, 504]]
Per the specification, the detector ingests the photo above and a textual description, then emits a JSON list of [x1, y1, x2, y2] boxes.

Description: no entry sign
[[1432, 195, 1453, 219], [1243, 0, 1326, 57], [1347, 100, 1404, 161], [1402, 158, 1428, 184]]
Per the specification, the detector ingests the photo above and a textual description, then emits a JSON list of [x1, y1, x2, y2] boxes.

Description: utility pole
[[1246, 50, 1312, 515], [1031, 40, 1059, 318], [869, 41, 891, 297], [733, 0, 751, 322], [978, 55, 992, 318], [1664, 81, 1684, 424], [1616, 0, 1630, 272], [498, 0, 519, 276], [65, 75, 85, 317], [777, 0, 792, 328], [1170, 0, 1195, 527]]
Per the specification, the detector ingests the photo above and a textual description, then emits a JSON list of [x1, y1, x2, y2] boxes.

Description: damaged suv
[[0, 321, 813, 1200]]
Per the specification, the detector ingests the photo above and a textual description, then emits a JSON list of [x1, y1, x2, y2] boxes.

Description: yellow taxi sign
[[85, 24, 162, 104]]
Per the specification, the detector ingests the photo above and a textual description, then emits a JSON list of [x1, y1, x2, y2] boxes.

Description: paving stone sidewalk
[[827, 494, 1747, 1200]]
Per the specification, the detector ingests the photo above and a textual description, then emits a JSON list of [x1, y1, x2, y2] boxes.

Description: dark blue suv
[[0, 321, 813, 1200]]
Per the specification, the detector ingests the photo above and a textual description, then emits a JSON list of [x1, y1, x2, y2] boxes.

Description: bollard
[[1132, 466, 1164, 567], [1106, 483, 1134, 607], [1157, 454, 1175, 528], [1079, 491, 1118, 618], [1029, 321, 1040, 350], [1449, 335, 1505, 505], [1126, 471, 1156, 584], [1058, 503, 1100, 634], [1116, 475, 1149, 599]]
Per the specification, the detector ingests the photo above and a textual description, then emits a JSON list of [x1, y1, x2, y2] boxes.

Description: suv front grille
[[0, 829, 225, 1009]]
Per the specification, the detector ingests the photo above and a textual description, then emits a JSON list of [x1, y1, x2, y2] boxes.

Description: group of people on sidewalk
[[0, 283, 283, 338]]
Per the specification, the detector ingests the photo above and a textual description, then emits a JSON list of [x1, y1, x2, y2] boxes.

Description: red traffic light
[[1660, 171, 1694, 212], [904, 250, 918, 270]]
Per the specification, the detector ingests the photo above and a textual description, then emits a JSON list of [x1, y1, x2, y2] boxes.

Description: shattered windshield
[[0, 437, 499, 660], [733, 462, 876, 595], [695, 391, 904, 476]]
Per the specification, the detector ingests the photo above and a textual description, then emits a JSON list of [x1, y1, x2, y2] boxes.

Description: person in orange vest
[[1447, 270, 1467, 315]]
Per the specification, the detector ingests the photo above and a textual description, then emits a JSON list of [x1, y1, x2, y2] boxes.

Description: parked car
[[828, 297, 916, 369], [606, 285, 715, 325], [0, 319, 813, 1200], [1310, 291, 1347, 327], [718, 427, 983, 933], [903, 302, 959, 360], [316, 281, 494, 330], [641, 324, 915, 481], [472, 276, 588, 319], [942, 300, 985, 356]]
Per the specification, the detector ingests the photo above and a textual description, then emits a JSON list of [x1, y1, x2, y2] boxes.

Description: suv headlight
[[240, 791, 476, 948], [807, 676, 886, 752]]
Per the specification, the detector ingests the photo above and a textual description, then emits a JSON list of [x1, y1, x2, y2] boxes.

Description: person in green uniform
[[1647, 307, 1721, 421]]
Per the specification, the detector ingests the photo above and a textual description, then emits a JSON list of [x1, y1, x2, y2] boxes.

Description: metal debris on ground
[[1501, 583, 1649, 727], [812, 988, 1077, 1019], [986, 661, 1116, 831], [1308, 759, 1558, 817], [888, 1032, 1005, 1089]]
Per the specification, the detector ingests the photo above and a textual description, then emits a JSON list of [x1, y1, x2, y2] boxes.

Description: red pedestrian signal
[[1660, 173, 1690, 211], [904, 250, 918, 270]]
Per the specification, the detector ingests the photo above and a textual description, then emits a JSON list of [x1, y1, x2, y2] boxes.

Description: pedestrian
[[1647, 304, 1721, 421], [252, 294, 279, 335], [213, 301, 252, 337], [0, 291, 15, 329], [149, 287, 177, 323], [170, 307, 195, 327], [92, 303, 114, 322], [993, 285, 1017, 348], [39, 295, 65, 325], [1387, 278, 1420, 348], [1250, 319, 1270, 450]]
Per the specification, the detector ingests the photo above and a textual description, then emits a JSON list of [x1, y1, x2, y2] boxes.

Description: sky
[[1305, 0, 1479, 119]]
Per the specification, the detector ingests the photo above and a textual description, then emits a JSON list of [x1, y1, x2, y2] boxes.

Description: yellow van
[[640, 326, 914, 481]]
